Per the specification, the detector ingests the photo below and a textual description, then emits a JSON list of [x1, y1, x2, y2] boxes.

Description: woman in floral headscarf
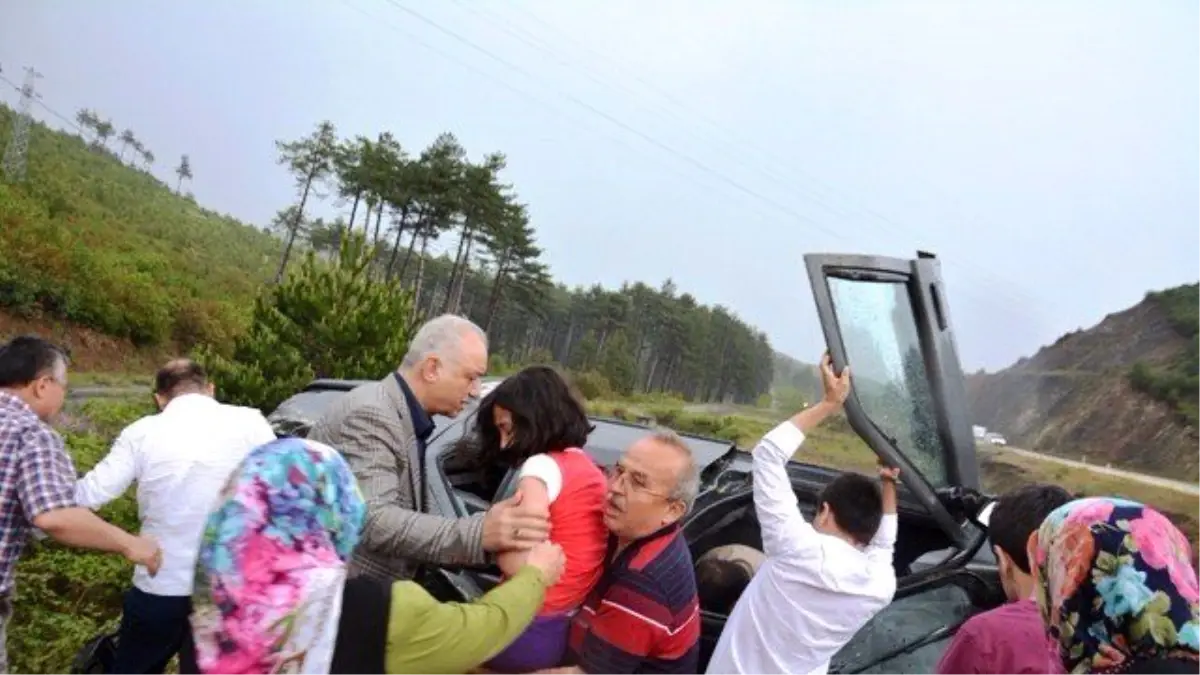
[[189, 437, 367, 673], [1031, 496, 1200, 674], [188, 437, 566, 674]]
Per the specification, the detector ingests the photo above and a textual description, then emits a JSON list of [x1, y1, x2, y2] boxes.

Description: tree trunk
[[411, 234, 430, 322], [442, 224, 472, 313], [372, 205, 385, 245], [362, 201, 373, 235], [450, 234, 475, 314], [175, 175, 183, 194], [483, 256, 509, 332], [272, 174, 314, 283], [384, 206, 411, 281], [347, 191, 362, 230], [399, 227, 421, 285]]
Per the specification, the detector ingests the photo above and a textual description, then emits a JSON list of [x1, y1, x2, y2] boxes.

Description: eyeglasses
[[605, 463, 675, 501]]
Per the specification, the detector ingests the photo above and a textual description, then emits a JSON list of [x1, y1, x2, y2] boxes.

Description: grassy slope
[[1133, 283, 1200, 425], [0, 104, 280, 351]]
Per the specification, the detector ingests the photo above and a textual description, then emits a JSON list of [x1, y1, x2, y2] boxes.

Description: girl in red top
[[477, 366, 608, 673]]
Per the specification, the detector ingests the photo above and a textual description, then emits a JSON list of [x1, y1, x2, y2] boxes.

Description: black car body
[[266, 252, 1003, 674]]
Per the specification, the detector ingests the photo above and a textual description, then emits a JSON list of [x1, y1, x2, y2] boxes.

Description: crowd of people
[[0, 313, 1196, 674]]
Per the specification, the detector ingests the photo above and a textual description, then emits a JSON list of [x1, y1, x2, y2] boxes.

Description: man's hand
[[820, 352, 852, 406], [524, 541, 566, 586], [481, 489, 551, 553], [878, 464, 900, 483], [124, 534, 163, 576]]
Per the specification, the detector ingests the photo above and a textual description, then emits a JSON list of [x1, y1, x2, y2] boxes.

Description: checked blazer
[[307, 374, 487, 583]]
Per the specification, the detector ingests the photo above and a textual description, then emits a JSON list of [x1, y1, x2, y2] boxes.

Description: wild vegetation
[[0, 105, 775, 403], [1129, 283, 1199, 426]]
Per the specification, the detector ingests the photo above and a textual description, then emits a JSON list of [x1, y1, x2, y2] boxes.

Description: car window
[[830, 583, 975, 673], [827, 276, 948, 487]]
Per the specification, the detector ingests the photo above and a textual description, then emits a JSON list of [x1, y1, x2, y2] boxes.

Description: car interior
[[682, 487, 1005, 672], [429, 414, 1005, 673]]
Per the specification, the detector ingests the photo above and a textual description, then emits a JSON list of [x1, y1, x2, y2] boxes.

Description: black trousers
[[112, 587, 198, 674]]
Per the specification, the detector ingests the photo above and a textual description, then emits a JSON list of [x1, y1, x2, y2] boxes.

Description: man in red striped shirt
[[559, 430, 701, 674]]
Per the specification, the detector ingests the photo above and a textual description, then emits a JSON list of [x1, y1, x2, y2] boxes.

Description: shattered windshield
[[830, 583, 975, 673], [827, 276, 949, 487]]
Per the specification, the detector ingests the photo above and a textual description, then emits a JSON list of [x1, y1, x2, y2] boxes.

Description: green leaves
[[200, 231, 417, 412]]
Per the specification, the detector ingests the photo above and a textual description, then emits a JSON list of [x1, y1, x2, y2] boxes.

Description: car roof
[[581, 416, 734, 469], [270, 377, 735, 470]]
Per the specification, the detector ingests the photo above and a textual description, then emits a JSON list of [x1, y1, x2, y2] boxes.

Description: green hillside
[[0, 105, 777, 403], [1130, 283, 1199, 425], [0, 105, 279, 349]]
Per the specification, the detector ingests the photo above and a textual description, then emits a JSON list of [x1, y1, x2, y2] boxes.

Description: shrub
[[199, 233, 418, 412], [571, 370, 613, 401]]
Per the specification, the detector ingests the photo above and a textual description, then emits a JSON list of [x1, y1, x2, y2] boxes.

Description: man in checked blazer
[[309, 314, 552, 583]]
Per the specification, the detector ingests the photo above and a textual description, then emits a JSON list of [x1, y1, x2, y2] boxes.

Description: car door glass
[[827, 277, 949, 487]]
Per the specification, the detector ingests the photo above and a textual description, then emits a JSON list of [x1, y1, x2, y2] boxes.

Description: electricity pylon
[[2, 66, 43, 182]]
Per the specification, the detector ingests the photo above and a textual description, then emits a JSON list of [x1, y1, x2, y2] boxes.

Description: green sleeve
[[385, 565, 548, 674]]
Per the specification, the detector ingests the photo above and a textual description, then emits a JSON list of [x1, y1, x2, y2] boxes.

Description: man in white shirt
[[75, 359, 277, 674], [706, 353, 900, 675]]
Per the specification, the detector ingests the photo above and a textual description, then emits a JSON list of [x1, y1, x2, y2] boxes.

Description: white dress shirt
[[706, 421, 898, 675], [75, 393, 277, 596]]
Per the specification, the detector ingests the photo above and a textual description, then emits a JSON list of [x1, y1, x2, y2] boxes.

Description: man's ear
[[1025, 530, 1041, 576], [993, 544, 1010, 574], [421, 356, 440, 383], [663, 500, 686, 526]]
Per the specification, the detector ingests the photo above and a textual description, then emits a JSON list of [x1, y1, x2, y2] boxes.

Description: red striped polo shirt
[[567, 523, 700, 673]]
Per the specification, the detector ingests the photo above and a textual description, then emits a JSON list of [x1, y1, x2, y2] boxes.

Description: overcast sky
[[2, 1, 1196, 371]]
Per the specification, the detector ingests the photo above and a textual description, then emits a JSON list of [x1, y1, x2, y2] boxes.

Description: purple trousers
[[485, 611, 573, 673]]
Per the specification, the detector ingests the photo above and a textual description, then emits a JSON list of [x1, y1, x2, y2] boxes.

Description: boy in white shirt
[[707, 354, 899, 675]]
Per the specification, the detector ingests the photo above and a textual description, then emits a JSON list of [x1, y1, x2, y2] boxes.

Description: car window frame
[[804, 252, 980, 548]]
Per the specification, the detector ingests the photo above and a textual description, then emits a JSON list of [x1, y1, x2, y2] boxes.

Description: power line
[[1, 66, 42, 182], [495, 3, 1045, 309], [368, 1, 1041, 317]]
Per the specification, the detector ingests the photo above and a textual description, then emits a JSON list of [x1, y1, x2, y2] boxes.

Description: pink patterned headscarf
[[190, 438, 365, 674]]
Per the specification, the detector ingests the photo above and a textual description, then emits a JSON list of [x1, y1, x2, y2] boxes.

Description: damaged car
[[263, 251, 1002, 674]]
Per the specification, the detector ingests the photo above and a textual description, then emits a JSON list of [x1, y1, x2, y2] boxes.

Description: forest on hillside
[[0, 105, 776, 403], [1130, 283, 1199, 426]]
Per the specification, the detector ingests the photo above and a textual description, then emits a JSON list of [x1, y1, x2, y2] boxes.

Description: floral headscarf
[[191, 438, 366, 674], [1033, 496, 1200, 674]]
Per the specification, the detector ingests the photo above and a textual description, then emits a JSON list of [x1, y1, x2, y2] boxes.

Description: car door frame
[[804, 251, 980, 548]]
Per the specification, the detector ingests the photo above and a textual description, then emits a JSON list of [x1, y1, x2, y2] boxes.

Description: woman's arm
[[386, 564, 549, 674], [497, 475, 552, 576]]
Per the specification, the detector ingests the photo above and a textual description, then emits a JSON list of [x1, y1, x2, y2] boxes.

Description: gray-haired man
[[309, 314, 550, 583]]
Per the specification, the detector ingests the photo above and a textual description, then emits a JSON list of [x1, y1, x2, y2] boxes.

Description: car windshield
[[827, 276, 950, 487]]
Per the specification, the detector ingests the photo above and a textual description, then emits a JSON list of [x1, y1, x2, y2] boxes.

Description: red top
[[936, 598, 1065, 674], [525, 448, 608, 614]]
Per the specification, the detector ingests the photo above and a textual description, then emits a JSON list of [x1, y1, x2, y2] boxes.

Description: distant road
[[680, 404, 1200, 496], [67, 386, 146, 400], [994, 445, 1200, 496]]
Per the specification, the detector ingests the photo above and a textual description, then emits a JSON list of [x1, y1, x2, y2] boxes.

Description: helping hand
[[525, 541, 566, 586], [482, 489, 551, 552]]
